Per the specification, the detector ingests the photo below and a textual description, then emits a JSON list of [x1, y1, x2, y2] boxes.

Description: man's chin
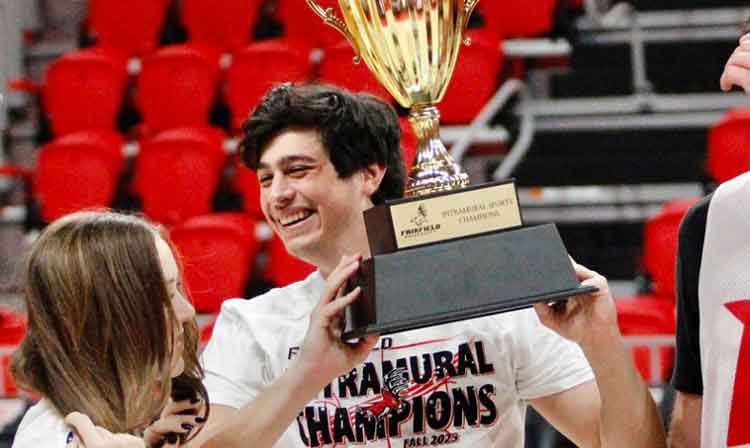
[[282, 234, 320, 260]]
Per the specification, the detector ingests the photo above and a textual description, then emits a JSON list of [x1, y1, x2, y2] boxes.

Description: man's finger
[[322, 286, 361, 319], [64, 413, 106, 447], [720, 64, 750, 92], [319, 258, 360, 307], [572, 261, 597, 282]]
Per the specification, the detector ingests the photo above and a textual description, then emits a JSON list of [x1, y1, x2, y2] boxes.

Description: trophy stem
[[404, 106, 470, 197]]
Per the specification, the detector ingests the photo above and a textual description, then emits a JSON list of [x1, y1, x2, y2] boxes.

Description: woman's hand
[[142, 397, 205, 447], [64, 412, 155, 447], [297, 255, 380, 388]]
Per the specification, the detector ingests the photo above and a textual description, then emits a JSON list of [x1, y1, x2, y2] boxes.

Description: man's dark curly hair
[[239, 83, 406, 205]]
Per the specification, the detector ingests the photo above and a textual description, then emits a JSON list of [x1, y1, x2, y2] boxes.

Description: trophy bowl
[[306, 0, 480, 196]]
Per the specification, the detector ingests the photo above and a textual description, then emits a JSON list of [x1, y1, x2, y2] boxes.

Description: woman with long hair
[[10, 211, 375, 447]]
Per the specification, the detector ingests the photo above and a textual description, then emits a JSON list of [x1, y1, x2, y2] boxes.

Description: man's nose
[[269, 175, 294, 206]]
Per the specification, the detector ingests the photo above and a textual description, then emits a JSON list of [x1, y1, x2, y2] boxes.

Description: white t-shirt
[[697, 172, 750, 447], [202, 271, 594, 447], [12, 399, 72, 448]]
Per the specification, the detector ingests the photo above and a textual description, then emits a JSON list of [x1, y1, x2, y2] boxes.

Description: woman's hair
[[10, 210, 208, 435]]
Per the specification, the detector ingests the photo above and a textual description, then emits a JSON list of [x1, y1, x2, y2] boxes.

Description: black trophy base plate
[[343, 224, 594, 341], [342, 285, 597, 340]]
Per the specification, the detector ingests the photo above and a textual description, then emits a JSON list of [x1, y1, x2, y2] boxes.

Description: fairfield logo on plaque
[[401, 205, 441, 239]]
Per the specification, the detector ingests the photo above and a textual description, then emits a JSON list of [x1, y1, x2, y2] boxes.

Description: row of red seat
[[42, 31, 504, 138], [0, 123, 415, 225], [85, 0, 560, 57], [1, 127, 242, 225]]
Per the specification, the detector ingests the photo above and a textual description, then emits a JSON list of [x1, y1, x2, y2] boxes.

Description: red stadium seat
[[276, 0, 345, 49], [616, 296, 676, 384], [171, 213, 260, 313], [180, 0, 264, 51], [88, 0, 171, 56], [643, 199, 698, 298], [233, 163, 264, 219], [0, 307, 27, 397], [440, 30, 503, 125], [477, 0, 558, 37], [319, 41, 393, 103], [43, 48, 128, 136], [34, 131, 125, 222], [707, 108, 750, 183], [264, 235, 316, 287], [137, 44, 222, 136], [0, 308, 26, 346], [135, 127, 227, 226], [614, 199, 696, 383], [226, 39, 313, 132]]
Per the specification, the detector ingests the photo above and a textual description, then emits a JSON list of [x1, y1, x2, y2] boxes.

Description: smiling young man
[[197, 83, 665, 447]]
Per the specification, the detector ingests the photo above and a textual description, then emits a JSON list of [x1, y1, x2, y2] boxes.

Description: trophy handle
[[304, 0, 357, 50], [462, 0, 481, 45]]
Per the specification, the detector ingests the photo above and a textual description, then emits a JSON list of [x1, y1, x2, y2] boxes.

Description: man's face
[[256, 129, 372, 266]]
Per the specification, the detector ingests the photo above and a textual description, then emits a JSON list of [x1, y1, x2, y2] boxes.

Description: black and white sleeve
[[671, 194, 711, 395]]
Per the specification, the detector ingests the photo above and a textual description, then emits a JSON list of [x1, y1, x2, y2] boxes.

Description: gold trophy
[[307, 0, 595, 339], [306, 0, 476, 196]]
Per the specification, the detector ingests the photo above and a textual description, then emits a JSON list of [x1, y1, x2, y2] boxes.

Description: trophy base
[[343, 285, 597, 340], [343, 223, 596, 340]]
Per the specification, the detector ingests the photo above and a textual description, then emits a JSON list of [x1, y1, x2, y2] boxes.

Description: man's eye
[[288, 166, 310, 176], [258, 175, 272, 186]]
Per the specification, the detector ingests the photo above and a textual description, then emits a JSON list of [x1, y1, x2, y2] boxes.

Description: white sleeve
[[200, 301, 270, 409], [513, 310, 595, 400]]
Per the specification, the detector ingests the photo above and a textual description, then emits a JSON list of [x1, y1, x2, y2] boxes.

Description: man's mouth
[[278, 210, 314, 227]]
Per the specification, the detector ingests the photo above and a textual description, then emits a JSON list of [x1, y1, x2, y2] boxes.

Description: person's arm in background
[[532, 262, 666, 448], [189, 255, 378, 448]]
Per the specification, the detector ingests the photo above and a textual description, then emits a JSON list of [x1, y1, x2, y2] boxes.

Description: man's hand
[[65, 412, 157, 448], [533, 260, 619, 354], [297, 255, 379, 389], [142, 397, 205, 447], [720, 34, 750, 93]]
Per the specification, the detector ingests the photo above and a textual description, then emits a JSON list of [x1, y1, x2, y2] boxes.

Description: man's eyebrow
[[257, 155, 318, 170]]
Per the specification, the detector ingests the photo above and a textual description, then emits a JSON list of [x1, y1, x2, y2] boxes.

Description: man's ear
[[360, 163, 387, 197]]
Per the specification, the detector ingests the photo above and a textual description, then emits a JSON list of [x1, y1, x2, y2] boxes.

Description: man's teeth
[[279, 211, 312, 226]]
